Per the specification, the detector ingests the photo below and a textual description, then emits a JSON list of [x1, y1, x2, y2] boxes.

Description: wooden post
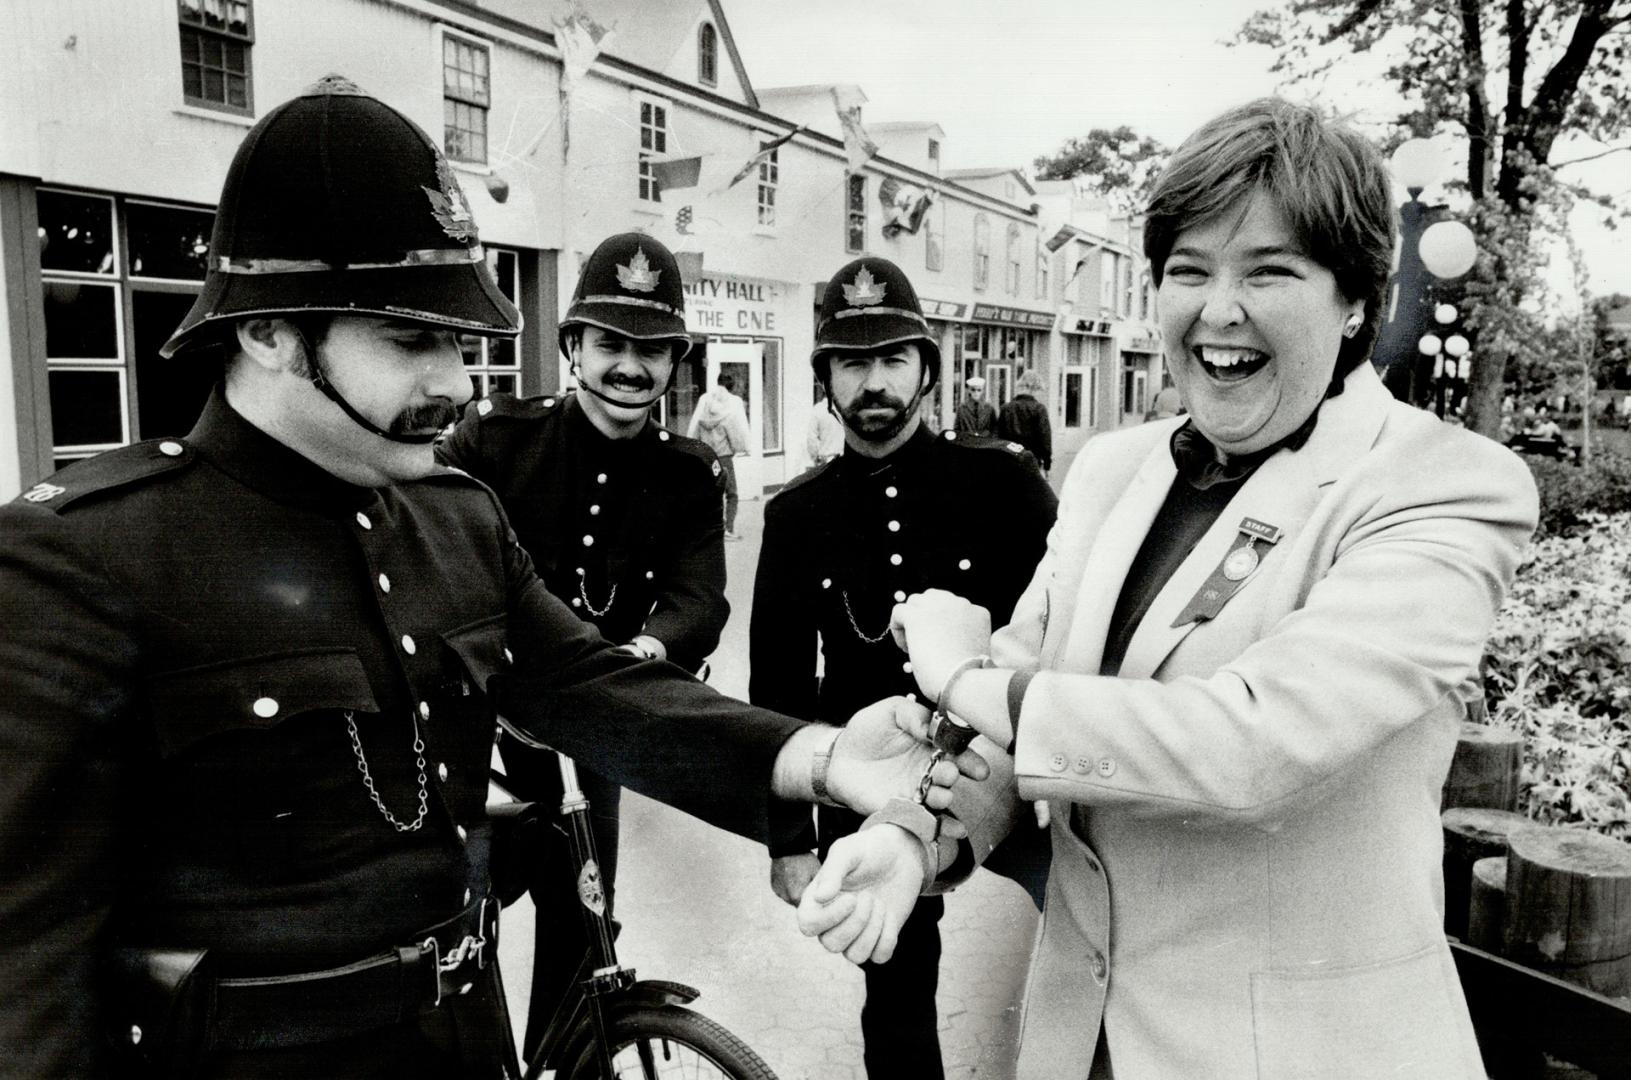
[[1442, 808, 1530, 939], [1440, 720, 1523, 813], [1467, 856, 1507, 954], [1504, 827, 1631, 997]]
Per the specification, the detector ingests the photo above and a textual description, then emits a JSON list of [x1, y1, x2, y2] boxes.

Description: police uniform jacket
[[972, 363, 1537, 1079], [437, 391, 726, 671], [0, 388, 801, 1077], [749, 423, 1056, 752]]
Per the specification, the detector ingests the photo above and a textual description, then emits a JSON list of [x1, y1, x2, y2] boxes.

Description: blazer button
[[1090, 949, 1107, 982], [252, 697, 279, 719], [1073, 755, 1094, 775], [1049, 753, 1067, 772], [1097, 757, 1117, 778], [401, 635, 416, 655], [355, 511, 372, 530]]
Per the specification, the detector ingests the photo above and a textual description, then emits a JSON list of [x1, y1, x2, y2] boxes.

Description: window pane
[[49, 369, 125, 447], [37, 190, 116, 274], [488, 373, 519, 397], [641, 102, 651, 125], [488, 336, 516, 369], [127, 202, 214, 281], [761, 341, 782, 452], [226, 75, 247, 107], [1064, 371, 1082, 428], [180, 30, 199, 61], [204, 69, 224, 101], [178, 0, 204, 24], [183, 64, 203, 98], [224, 40, 245, 73], [227, 1, 249, 35], [44, 281, 119, 358]]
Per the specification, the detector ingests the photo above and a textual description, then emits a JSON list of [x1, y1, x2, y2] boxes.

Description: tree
[[1237, 0, 1631, 438], [1033, 127, 1168, 216]]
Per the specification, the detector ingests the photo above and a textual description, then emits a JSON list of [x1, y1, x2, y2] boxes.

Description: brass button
[[129, 1024, 143, 1045], [159, 440, 184, 457], [503, 647, 514, 664], [438, 762, 450, 782], [582, 534, 595, 547], [377, 573, 391, 593], [596, 473, 608, 485], [645, 570, 654, 580], [889, 554, 902, 566], [571, 597, 583, 608], [943, 431, 956, 440], [888, 520, 900, 532], [958, 558, 972, 571], [821, 578, 832, 589], [543, 397, 556, 407], [456, 825, 468, 843], [476, 399, 494, 416], [463, 887, 472, 905], [355, 512, 372, 530], [252, 697, 279, 719], [658, 431, 670, 442], [885, 485, 898, 498], [589, 504, 601, 516], [401, 635, 416, 655], [894, 590, 906, 602], [419, 701, 430, 719], [902, 662, 913, 674]]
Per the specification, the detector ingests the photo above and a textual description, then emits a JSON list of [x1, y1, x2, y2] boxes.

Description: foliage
[[1235, 0, 1631, 438], [1482, 512, 1631, 839], [1032, 127, 1168, 216], [1525, 448, 1631, 535], [1593, 294, 1631, 391]]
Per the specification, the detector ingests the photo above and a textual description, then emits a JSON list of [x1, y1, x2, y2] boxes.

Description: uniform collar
[[563, 391, 654, 454], [187, 384, 377, 511], [837, 421, 936, 477]]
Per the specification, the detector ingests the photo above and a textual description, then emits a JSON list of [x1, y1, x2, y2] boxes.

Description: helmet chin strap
[[571, 356, 675, 412], [299, 329, 440, 445]]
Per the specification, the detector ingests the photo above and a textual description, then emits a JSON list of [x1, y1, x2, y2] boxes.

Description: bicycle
[[492, 718, 778, 1080]]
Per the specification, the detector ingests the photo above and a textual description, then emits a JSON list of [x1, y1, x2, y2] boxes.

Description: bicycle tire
[[562, 1004, 779, 1080]]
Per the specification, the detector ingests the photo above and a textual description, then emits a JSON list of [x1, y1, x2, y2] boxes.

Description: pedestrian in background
[[996, 369, 1053, 474], [437, 231, 727, 1060], [751, 256, 1057, 1080], [804, 383, 846, 471], [690, 372, 752, 539], [954, 374, 997, 436]]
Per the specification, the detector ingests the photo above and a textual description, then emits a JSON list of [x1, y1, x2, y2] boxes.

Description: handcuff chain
[[345, 710, 430, 832], [840, 589, 893, 645], [916, 749, 947, 805], [577, 572, 616, 618]]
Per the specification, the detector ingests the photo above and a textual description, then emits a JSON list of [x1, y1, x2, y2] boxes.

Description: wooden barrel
[[1440, 720, 1522, 813], [1504, 826, 1631, 996], [1442, 808, 1530, 939], [1466, 856, 1507, 953]]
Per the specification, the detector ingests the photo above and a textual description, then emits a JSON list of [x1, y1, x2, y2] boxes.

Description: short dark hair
[[718, 373, 735, 391], [1143, 98, 1395, 378]]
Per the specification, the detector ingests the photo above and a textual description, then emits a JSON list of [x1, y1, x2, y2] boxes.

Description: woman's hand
[[890, 589, 994, 702]]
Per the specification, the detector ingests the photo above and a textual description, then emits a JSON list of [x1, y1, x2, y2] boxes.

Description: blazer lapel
[[1116, 364, 1395, 681]]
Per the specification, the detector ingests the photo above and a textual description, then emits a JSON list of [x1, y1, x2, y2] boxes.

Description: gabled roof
[[944, 167, 1036, 196]]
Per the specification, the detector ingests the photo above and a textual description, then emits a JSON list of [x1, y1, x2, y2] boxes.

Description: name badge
[[1172, 517, 1283, 627]]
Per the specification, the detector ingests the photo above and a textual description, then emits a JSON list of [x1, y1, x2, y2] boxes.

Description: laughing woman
[[800, 98, 1538, 1080]]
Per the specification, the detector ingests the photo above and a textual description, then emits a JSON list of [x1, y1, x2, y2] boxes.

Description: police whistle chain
[[915, 654, 988, 805]]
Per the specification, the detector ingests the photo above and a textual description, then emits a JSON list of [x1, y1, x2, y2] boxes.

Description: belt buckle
[[420, 897, 499, 1008]]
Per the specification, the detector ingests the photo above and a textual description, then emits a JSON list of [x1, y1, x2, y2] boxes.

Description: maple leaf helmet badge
[[842, 265, 887, 307], [615, 246, 661, 293], [421, 155, 479, 243]]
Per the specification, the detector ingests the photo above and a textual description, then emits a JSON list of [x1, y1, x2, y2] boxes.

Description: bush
[[1482, 512, 1631, 839], [1525, 448, 1631, 537]]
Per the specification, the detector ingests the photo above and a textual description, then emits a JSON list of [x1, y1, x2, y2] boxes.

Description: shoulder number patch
[[22, 482, 65, 503]]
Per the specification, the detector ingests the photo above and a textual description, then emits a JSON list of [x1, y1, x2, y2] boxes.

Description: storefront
[[1118, 329, 1164, 424], [671, 270, 805, 493], [1055, 315, 1118, 459]]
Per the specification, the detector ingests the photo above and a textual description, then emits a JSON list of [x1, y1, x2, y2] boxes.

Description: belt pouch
[[104, 946, 213, 1077]]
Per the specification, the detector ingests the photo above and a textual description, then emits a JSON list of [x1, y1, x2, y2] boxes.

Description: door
[[705, 341, 765, 496]]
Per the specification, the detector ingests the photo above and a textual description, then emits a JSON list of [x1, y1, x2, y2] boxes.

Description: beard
[[837, 387, 917, 443]]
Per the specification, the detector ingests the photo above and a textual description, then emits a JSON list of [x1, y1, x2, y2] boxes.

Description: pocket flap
[[145, 648, 377, 758], [442, 613, 509, 691]]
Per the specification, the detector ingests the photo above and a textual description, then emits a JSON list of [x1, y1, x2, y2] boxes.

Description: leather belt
[[210, 895, 500, 1051]]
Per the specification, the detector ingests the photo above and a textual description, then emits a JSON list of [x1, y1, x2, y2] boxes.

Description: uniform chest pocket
[[144, 648, 378, 759], [441, 612, 509, 694]]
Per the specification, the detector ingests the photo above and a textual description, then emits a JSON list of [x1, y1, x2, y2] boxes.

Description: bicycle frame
[[495, 719, 707, 1080]]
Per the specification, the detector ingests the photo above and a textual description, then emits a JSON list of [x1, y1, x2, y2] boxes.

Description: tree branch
[[1553, 144, 1631, 167]]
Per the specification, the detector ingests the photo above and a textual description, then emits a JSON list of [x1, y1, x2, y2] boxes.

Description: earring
[[1342, 314, 1362, 339]]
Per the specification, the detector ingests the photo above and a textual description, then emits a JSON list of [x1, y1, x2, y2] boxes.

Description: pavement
[[498, 493, 1041, 1079]]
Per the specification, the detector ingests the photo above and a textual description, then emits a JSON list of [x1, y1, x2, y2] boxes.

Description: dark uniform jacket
[[0, 389, 801, 1077], [995, 393, 1053, 473], [954, 398, 997, 437], [437, 392, 726, 670], [749, 425, 1058, 853]]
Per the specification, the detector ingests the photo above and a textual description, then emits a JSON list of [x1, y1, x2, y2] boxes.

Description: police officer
[[749, 257, 1059, 1079], [0, 79, 970, 1079], [437, 232, 724, 1058]]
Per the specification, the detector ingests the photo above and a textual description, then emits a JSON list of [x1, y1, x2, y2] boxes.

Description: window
[[1036, 239, 1050, 300], [925, 200, 944, 272], [845, 174, 866, 253], [756, 139, 778, 227], [1123, 257, 1135, 317], [973, 214, 990, 290], [1005, 223, 1021, 294], [639, 100, 668, 202], [177, 0, 253, 114], [698, 22, 718, 87], [927, 138, 940, 164], [442, 34, 490, 164], [1100, 251, 1119, 313], [459, 247, 523, 398]]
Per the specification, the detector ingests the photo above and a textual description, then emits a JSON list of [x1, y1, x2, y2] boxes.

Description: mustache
[[603, 373, 656, 392], [389, 402, 458, 436], [846, 389, 907, 412]]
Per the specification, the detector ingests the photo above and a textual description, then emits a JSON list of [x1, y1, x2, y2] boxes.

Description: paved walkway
[[499, 493, 1040, 1079]]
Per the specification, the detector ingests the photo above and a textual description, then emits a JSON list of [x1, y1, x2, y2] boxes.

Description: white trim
[[170, 104, 255, 128]]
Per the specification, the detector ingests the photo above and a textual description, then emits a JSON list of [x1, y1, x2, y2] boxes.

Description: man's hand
[[796, 827, 925, 964], [889, 590, 994, 703], [826, 697, 989, 816], [770, 852, 821, 907]]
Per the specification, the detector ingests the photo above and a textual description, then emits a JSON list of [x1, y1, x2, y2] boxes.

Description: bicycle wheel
[[563, 1004, 778, 1080]]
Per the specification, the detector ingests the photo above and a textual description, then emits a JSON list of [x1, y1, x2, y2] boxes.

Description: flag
[[721, 127, 800, 192], [831, 86, 876, 171], [675, 205, 694, 235], [649, 155, 702, 192], [1043, 226, 1073, 252], [879, 178, 934, 238], [556, 2, 611, 92]]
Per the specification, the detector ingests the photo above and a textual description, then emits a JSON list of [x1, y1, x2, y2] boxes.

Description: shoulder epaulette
[[13, 439, 196, 514], [935, 429, 1028, 458], [653, 426, 717, 464], [464, 391, 565, 423], [772, 456, 838, 499]]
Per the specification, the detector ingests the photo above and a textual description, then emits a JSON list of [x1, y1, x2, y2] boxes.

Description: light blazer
[[986, 363, 1537, 1079]]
